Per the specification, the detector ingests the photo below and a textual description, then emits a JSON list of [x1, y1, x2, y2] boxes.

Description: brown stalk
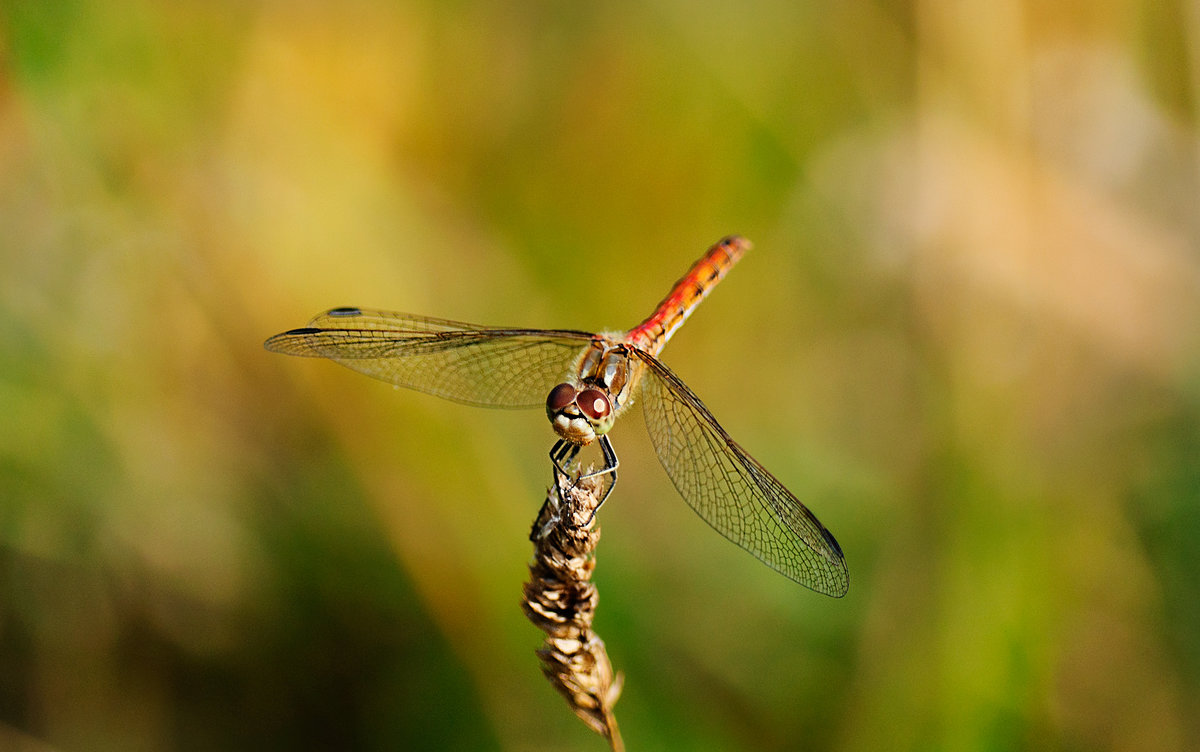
[[522, 469, 625, 752]]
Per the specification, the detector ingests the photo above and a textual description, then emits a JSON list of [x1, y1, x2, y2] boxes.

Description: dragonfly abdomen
[[625, 236, 750, 355]]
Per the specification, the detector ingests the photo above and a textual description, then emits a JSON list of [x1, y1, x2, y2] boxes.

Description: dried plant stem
[[522, 470, 624, 752]]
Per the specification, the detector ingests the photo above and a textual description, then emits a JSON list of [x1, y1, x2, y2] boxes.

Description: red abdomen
[[625, 236, 750, 355]]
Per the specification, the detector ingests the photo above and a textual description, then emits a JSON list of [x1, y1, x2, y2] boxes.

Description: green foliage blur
[[2, 1, 1197, 750]]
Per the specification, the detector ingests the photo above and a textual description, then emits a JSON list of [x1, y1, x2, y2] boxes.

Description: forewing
[[264, 308, 595, 408], [632, 350, 849, 595]]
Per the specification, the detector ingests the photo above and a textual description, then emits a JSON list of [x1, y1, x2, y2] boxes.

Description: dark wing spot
[[328, 307, 362, 316], [285, 327, 322, 335], [821, 526, 844, 558]]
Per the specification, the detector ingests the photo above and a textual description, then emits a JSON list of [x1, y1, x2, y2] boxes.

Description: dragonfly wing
[[631, 350, 849, 596], [265, 308, 595, 408]]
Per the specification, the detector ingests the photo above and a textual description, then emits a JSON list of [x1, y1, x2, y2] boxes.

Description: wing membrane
[[265, 308, 595, 408], [632, 349, 848, 596]]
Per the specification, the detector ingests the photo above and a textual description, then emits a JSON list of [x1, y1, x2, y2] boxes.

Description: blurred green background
[[2, 1, 1198, 750]]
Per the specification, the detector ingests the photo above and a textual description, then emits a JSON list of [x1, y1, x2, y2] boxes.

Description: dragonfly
[[265, 236, 848, 596]]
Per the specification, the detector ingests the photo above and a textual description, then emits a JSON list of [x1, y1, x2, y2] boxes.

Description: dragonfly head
[[545, 382, 615, 445]]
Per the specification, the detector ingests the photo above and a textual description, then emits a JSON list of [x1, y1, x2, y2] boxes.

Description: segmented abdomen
[[625, 236, 750, 355]]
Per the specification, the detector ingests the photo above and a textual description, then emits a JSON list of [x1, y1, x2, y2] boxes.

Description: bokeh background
[[2, 1, 1198, 750]]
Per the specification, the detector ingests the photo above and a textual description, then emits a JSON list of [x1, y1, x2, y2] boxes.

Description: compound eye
[[546, 383, 577, 412], [577, 389, 611, 421]]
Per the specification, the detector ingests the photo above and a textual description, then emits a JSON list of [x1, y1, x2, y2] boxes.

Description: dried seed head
[[523, 471, 624, 751]]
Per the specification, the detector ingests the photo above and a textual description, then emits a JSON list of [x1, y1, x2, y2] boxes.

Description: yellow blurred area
[[1, 1, 1198, 750]]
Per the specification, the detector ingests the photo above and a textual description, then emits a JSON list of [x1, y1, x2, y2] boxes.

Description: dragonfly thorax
[[545, 340, 636, 445]]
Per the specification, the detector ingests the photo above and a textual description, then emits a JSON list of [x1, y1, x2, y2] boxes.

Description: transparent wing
[[631, 349, 849, 596], [264, 307, 596, 408]]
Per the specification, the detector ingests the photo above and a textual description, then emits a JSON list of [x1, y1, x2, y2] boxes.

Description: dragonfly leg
[[578, 435, 618, 524], [548, 440, 581, 525], [549, 439, 582, 476], [547, 437, 618, 525]]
